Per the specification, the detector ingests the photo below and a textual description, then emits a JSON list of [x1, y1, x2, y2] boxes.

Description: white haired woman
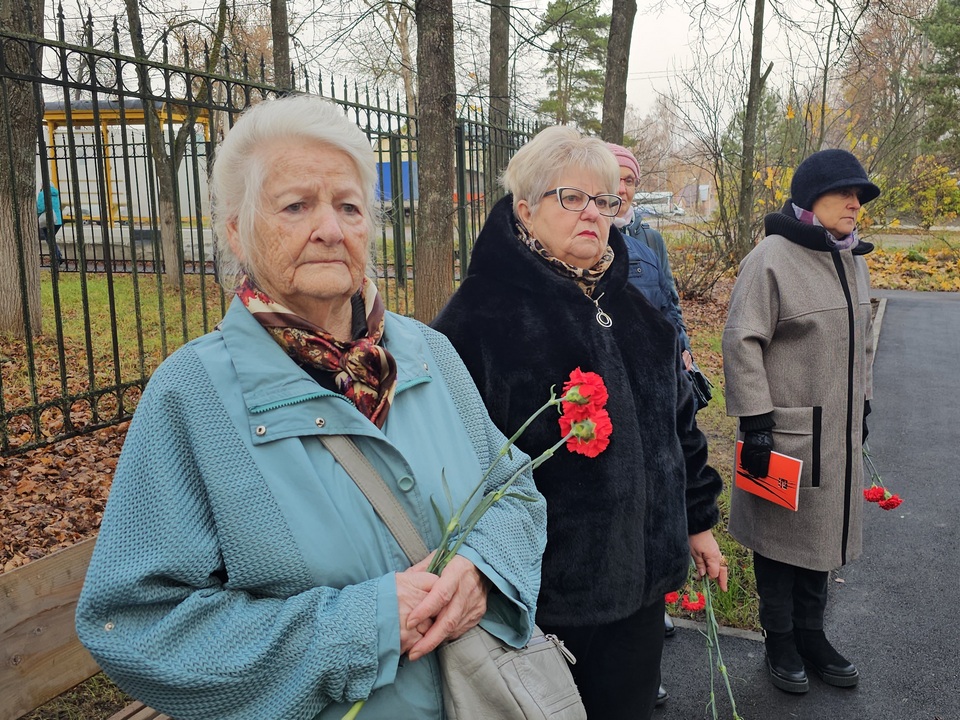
[[76, 94, 547, 720], [432, 125, 727, 720]]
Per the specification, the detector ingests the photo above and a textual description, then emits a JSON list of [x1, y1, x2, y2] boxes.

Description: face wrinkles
[[517, 171, 614, 269], [234, 138, 371, 331]]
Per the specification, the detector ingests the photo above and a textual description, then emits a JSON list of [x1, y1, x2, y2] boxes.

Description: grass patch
[[23, 672, 131, 720], [1, 272, 227, 448], [684, 323, 760, 631], [37, 270, 228, 381]]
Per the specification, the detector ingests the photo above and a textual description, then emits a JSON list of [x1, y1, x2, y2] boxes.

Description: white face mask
[[612, 205, 634, 229]]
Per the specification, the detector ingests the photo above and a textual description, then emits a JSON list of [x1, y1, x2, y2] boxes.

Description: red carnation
[[681, 592, 706, 612], [863, 485, 885, 503], [664, 591, 680, 604], [561, 368, 609, 419], [879, 494, 903, 511], [559, 408, 613, 458]]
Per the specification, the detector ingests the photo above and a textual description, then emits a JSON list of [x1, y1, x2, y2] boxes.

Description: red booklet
[[734, 441, 803, 511]]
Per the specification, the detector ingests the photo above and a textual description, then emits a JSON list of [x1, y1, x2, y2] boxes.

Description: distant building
[[678, 183, 714, 216], [39, 98, 212, 225]]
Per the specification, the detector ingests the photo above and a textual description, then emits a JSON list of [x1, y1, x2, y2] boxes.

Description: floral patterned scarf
[[237, 276, 398, 429], [516, 222, 614, 298]]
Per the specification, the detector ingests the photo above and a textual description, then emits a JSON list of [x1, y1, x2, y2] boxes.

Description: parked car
[[633, 204, 660, 218], [633, 202, 686, 219]]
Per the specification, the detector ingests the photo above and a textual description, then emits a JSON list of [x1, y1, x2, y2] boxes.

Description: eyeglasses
[[542, 187, 623, 217], [620, 176, 640, 188]]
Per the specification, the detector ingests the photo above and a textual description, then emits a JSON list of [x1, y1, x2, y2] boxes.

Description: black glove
[[741, 430, 774, 477]]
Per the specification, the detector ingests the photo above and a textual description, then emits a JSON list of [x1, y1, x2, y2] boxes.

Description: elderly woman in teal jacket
[[76, 95, 547, 720]]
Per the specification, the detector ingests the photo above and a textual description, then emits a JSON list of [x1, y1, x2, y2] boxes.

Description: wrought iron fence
[[0, 14, 537, 455]]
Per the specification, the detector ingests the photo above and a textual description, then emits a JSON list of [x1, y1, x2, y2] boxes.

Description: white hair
[[209, 94, 379, 290], [500, 125, 620, 212]]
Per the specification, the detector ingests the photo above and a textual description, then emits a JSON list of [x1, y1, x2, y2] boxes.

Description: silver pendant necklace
[[592, 292, 612, 328]]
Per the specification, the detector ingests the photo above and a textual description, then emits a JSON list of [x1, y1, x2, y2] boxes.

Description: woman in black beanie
[[722, 149, 879, 694]]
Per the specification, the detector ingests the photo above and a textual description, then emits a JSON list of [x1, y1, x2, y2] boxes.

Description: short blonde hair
[[501, 125, 620, 211], [210, 94, 379, 290]]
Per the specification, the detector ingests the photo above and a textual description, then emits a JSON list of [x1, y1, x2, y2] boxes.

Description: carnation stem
[[429, 432, 574, 574], [341, 700, 365, 720], [861, 442, 884, 488], [433, 394, 563, 569], [701, 574, 743, 720]]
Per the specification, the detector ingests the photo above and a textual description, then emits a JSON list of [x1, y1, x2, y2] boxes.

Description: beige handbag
[[438, 624, 586, 720], [321, 436, 587, 720]]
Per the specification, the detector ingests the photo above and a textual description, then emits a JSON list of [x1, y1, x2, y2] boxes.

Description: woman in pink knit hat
[[606, 142, 716, 708], [605, 143, 695, 373]]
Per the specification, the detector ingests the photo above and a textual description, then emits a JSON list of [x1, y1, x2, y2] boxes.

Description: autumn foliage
[[866, 245, 960, 291], [1, 424, 126, 571]]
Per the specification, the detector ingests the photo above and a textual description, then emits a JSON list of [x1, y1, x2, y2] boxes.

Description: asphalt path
[[657, 289, 960, 720]]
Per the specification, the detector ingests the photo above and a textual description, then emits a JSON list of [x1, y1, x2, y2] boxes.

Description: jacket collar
[[468, 194, 630, 299], [765, 201, 874, 256], [218, 295, 431, 413]]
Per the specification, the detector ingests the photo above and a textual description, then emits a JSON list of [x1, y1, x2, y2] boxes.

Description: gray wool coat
[[722, 209, 874, 571]]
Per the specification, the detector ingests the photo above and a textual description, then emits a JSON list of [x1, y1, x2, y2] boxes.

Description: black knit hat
[[790, 149, 880, 210]]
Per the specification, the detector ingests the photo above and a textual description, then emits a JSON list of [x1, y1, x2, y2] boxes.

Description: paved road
[[658, 289, 960, 720]]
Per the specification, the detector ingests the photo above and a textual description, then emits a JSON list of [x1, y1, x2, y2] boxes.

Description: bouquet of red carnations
[[344, 368, 611, 719]]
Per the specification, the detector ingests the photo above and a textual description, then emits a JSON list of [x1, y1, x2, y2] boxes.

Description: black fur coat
[[432, 196, 722, 626]]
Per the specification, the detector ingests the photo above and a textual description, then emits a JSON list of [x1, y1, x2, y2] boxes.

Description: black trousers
[[539, 599, 664, 720], [753, 551, 829, 633]]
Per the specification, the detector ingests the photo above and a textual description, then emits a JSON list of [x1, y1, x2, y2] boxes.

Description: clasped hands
[[395, 554, 490, 661]]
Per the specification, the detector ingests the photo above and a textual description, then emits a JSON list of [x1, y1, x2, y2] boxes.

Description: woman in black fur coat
[[432, 126, 727, 720]]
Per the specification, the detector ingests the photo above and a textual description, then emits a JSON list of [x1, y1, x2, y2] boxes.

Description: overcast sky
[[626, 3, 695, 115]]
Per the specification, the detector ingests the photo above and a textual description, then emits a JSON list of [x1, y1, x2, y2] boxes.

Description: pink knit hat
[[605, 142, 641, 180]]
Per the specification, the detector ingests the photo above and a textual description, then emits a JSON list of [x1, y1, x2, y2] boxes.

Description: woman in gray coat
[[722, 149, 878, 695]]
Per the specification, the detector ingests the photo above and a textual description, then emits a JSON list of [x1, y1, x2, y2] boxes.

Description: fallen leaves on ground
[[867, 247, 960, 291], [1, 423, 127, 571]]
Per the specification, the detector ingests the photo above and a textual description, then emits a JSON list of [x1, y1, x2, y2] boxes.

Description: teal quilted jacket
[[77, 297, 547, 720]]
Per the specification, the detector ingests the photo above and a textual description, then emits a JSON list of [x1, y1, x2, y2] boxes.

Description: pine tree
[[917, 0, 960, 166], [535, 0, 609, 134]]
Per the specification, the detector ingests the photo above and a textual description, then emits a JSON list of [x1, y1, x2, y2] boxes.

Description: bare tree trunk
[[0, 0, 44, 337], [601, 0, 636, 143], [816, 2, 837, 149], [392, 4, 417, 128], [488, 0, 510, 195], [359, 0, 417, 126], [414, 0, 456, 322], [735, 0, 772, 260], [125, 0, 228, 288], [270, 0, 292, 89]]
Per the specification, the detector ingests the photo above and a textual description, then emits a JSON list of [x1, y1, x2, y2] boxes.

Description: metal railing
[[0, 12, 537, 455]]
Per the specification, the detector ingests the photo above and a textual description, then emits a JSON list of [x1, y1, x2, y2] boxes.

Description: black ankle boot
[[764, 630, 809, 693], [794, 628, 859, 687]]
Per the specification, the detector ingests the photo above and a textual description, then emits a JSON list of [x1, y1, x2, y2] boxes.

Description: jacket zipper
[[251, 391, 345, 414], [250, 376, 431, 415], [830, 252, 856, 566]]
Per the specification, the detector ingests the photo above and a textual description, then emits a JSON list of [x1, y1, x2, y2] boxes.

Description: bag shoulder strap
[[187, 332, 430, 564], [320, 434, 430, 564]]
